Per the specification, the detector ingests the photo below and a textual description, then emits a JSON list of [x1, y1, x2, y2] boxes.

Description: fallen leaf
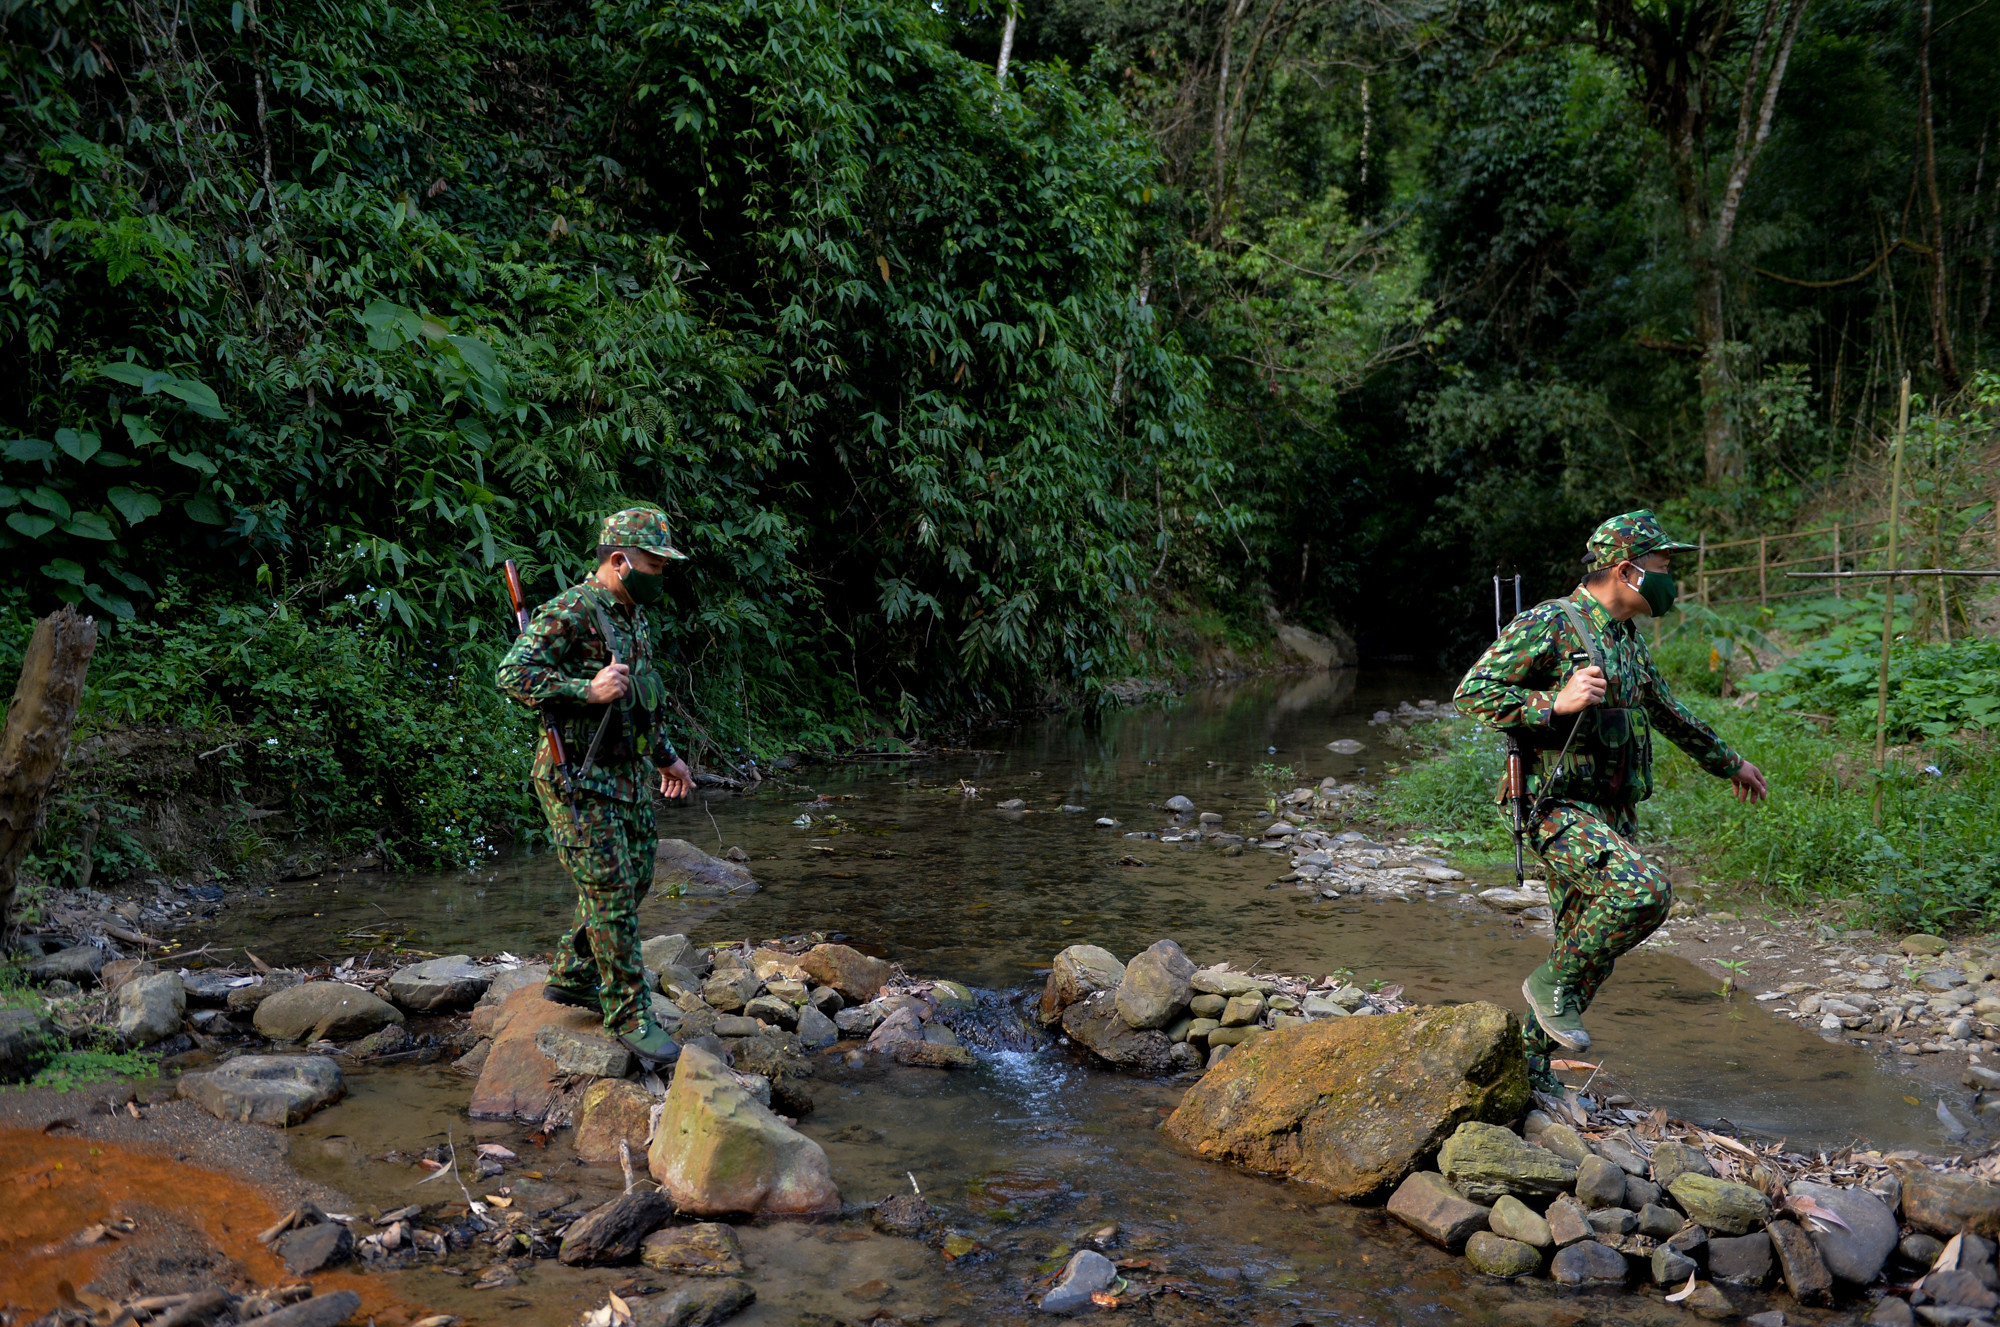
[[1551, 1059, 1598, 1072], [476, 1143, 517, 1161], [1664, 1271, 1699, 1303], [608, 1291, 632, 1323], [486, 1195, 513, 1208], [1938, 1098, 1969, 1137], [1090, 1292, 1122, 1307]]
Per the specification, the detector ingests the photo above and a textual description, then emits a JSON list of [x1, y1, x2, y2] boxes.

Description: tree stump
[[0, 607, 98, 926]]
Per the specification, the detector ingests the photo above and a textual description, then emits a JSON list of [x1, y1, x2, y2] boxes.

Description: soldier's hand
[[659, 758, 692, 800], [586, 661, 630, 703], [1731, 759, 1769, 804], [1552, 665, 1607, 716]]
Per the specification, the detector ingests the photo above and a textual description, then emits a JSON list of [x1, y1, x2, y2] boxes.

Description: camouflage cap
[[597, 507, 687, 560], [1584, 510, 1697, 571]]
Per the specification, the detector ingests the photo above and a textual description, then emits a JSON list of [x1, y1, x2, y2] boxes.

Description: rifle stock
[[503, 559, 578, 790]]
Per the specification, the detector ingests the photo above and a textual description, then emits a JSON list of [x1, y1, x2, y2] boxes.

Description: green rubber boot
[[540, 979, 600, 1010], [617, 1015, 682, 1068], [1521, 962, 1591, 1052]]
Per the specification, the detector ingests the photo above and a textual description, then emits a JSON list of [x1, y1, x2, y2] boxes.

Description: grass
[[29, 1046, 158, 1091], [1377, 611, 2000, 933]]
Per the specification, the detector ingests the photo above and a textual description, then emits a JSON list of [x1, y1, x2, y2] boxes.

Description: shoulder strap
[[1550, 597, 1608, 674]]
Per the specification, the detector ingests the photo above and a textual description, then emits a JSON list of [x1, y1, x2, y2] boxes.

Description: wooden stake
[[1873, 375, 1911, 828], [1758, 534, 1769, 607], [1832, 522, 1842, 599], [1697, 534, 1708, 606]]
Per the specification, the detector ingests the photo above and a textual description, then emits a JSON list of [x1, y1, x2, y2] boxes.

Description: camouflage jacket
[[496, 579, 679, 803], [1453, 587, 1741, 808]]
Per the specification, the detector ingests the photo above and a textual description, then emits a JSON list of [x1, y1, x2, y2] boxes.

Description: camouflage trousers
[[533, 776, 656, 1036], [1521, 798, 1672, 1086]]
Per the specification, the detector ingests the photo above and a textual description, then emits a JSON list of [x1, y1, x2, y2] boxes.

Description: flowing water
[[197, 670, 1950, 1325]]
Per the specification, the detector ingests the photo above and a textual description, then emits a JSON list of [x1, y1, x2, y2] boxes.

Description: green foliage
[[1375, 719, 1509, 852], [30, 1046, 158, 1092]]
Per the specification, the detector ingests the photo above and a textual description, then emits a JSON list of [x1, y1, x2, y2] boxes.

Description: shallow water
[[206, 669, 1948, 1323]]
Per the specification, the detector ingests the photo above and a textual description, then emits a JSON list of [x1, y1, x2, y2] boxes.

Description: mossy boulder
[[1668, 1173, 1773, 1235], [1439, 1121, 1577, 1203], [1163, 1001, 1528, 1200], [648, 1044, 838, 1216]]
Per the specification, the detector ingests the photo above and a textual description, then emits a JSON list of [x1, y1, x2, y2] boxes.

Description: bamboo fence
[[1692, 497, 2000, 612]]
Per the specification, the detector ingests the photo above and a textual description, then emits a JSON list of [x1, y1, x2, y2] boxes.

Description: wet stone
[[1544, 1195, 1593, 1247], [1680, 1282, 1737, 1321], [1438, 1121, 1577, 1203], [1708, 1232, 1774, 1286], [629, 1277, 755, 1327], [274, 1220, 352, 1275], [794, 1004, 838, 1050], [574, 1078, 657, 1165], [1115, 939, 1195, 1031], [386, 955, 492, 1011], [1924, 1269, 2000, 1310], [251, 1292, 363, 1327], [1766, 1218, 1832, 1305], [833, 1005, 883, 1036], [1899, 1233, 1946, 1268], [1789, 1179, 1898, 1284], [639, 1222, 745, 1276], [180, 969, 241, 1005], [1636, 1202, 1682, 1240], [179, 1054, 344, 1126], [1868, 1300, 1916, 1327], [1386, 1171, 1489, 1254], [1575, 1154, 1627, 1209], [872, 1194, 943, 1239], [254, 981, 402, 1043], [1652, 1244, 1698, 1285], [1899, 1166, 2000, 1238], [1651, 1140, 1716, 1189], [1042, 1248, 1118, 1313], [1549, 1240, 1627, 1285], [1464, 1231, 1541, 1278], [558, 1191, 674, 1265], [1487, 1195, 1551, 1248], [534, 1024, 635, 1079]]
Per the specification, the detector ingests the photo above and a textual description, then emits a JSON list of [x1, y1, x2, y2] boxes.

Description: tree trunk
[[1692, 255, 1738, 480], [1916, 0, 1960, 391], [0, 608, 98, 929], [995, 2, 1018, 84]]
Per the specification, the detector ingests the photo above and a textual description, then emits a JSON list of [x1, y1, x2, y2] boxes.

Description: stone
[[703, 970, 761, 1013], [101, 958, 157, 992], [1205, 1024, 1262, 1048], [1438, 1121, 1578, 1203], [574, 1079, 658, 1165], [649, 1045, 838, 1215], [1042, 1248, 1118, 1313], [1385, 1171, 1489, 1253], [1652, 1140, 1716, 1189], [1220, 992, 1265, 1027], [1549, 1240, 1627, 1284], [179, 1055, 344, 1126], [180, 969, 239, 1005], [807, 985, 843, 1015], [1765, 1218, 1832, 1306], [1868, 1300, 1915, 1327], [385, 956, 491, 1011], [250, 1292, 363, 1327], [1681, 1283, 1737, 1320], [506, 1177, 577, 1214], [743, 994, 799, 1029], [1669, 1173, 1774, 1235], [798, 943, 892, 1004], [1596, 1138, 1648, 1176], [1465, 1231, 1541, 1277], [1588, 1207, 1637, 1236], [1163, 1001, 1527, 1200], [274, 1220, 352, 1275], [1060, 991, 1174, 1072], [558, 1191, 674, 1265], [1668, 1224, 1710, 1258], [894, 1040, 977, 1069], [866, 1007, 924, 1053], [1637, 1202, 1682, 1240], [714, 1015, 762, 1038], [116, 971, 184, 1046], [27, 945, 103, 985], [1898, 1232, 1944, 1267], [1489, 1195, 1551, 1247], [1903, 933, 1950, 956], [1576, 1154, 1627, 1209], [471, 984, 609, 1122], [1742, 1314, 1785, 1327], [1039, 945, 1127, 1023], [639, 1222, 745, 1276], [1300, 994, 1349, 1019], [1708, 1232, 1774, 1286], [654, 838, 759, 896], [1184, 1018, 1221, 1044], [1545, 1195, 1593, 1247], [1164, 795, 1195, 813], [832, 1005, 882, 1037], [1653, 1244, 1699, 1285], [794, 1004, 838, 1050], [1788, 1180, 1897, 1284], [1115, 939, 1195, 1030], [749, 949, 809, 984], [642, 934, 697, 977], [1925, 1268, 2000, 1309], [1536, 1123, 1593, 1165], [0, 1008, 54, 1082], [629, 1279, 754, 1327], [1190, 969, 1275, 997], [253, 981, 403, 1043], [1625, 1175, 1662, 1210], [349, 1024, 410, 1057], [534, 1024, 635, 1079], [226, 971, 301, 1014], [1899, 1165, 2000, 1238]]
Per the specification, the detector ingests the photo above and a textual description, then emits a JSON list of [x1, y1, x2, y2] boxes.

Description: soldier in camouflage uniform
[[497, 508, 694, 1067], [1454, 511, 1768, 1094]]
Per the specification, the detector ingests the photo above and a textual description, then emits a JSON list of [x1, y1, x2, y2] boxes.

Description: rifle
[[1495, 574, 1530, 886], [503, 559, 582, 822], [578, 598, 622, 778]]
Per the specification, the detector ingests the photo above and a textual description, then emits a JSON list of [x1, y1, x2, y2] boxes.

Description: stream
[[192, 670, 1947, 1325]]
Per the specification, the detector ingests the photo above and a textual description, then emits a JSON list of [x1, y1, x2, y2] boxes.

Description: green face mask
[[1626, 567, 1677, 617], [618, 560, 666, 606]]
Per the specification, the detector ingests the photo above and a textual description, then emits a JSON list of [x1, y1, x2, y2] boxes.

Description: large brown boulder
[[1060, 991, 1174, 1072], [253, 981, 403, 1043], [648, 1044, 839, 1216], [797, 944, 891, 1004], [469, 982, 605, 1122], [574, 1078, 659, 1165], [1899, 1165, 2000, 1238], [1162, 1001, 1527, 1200]]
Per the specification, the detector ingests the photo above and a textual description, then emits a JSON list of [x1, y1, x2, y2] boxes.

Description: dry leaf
[[1551, 1059, 1598, 1072], [486, 1195, 513, 1208], [1664, 1271, 1699, 1302], [608, 1290, 632, 1323]]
